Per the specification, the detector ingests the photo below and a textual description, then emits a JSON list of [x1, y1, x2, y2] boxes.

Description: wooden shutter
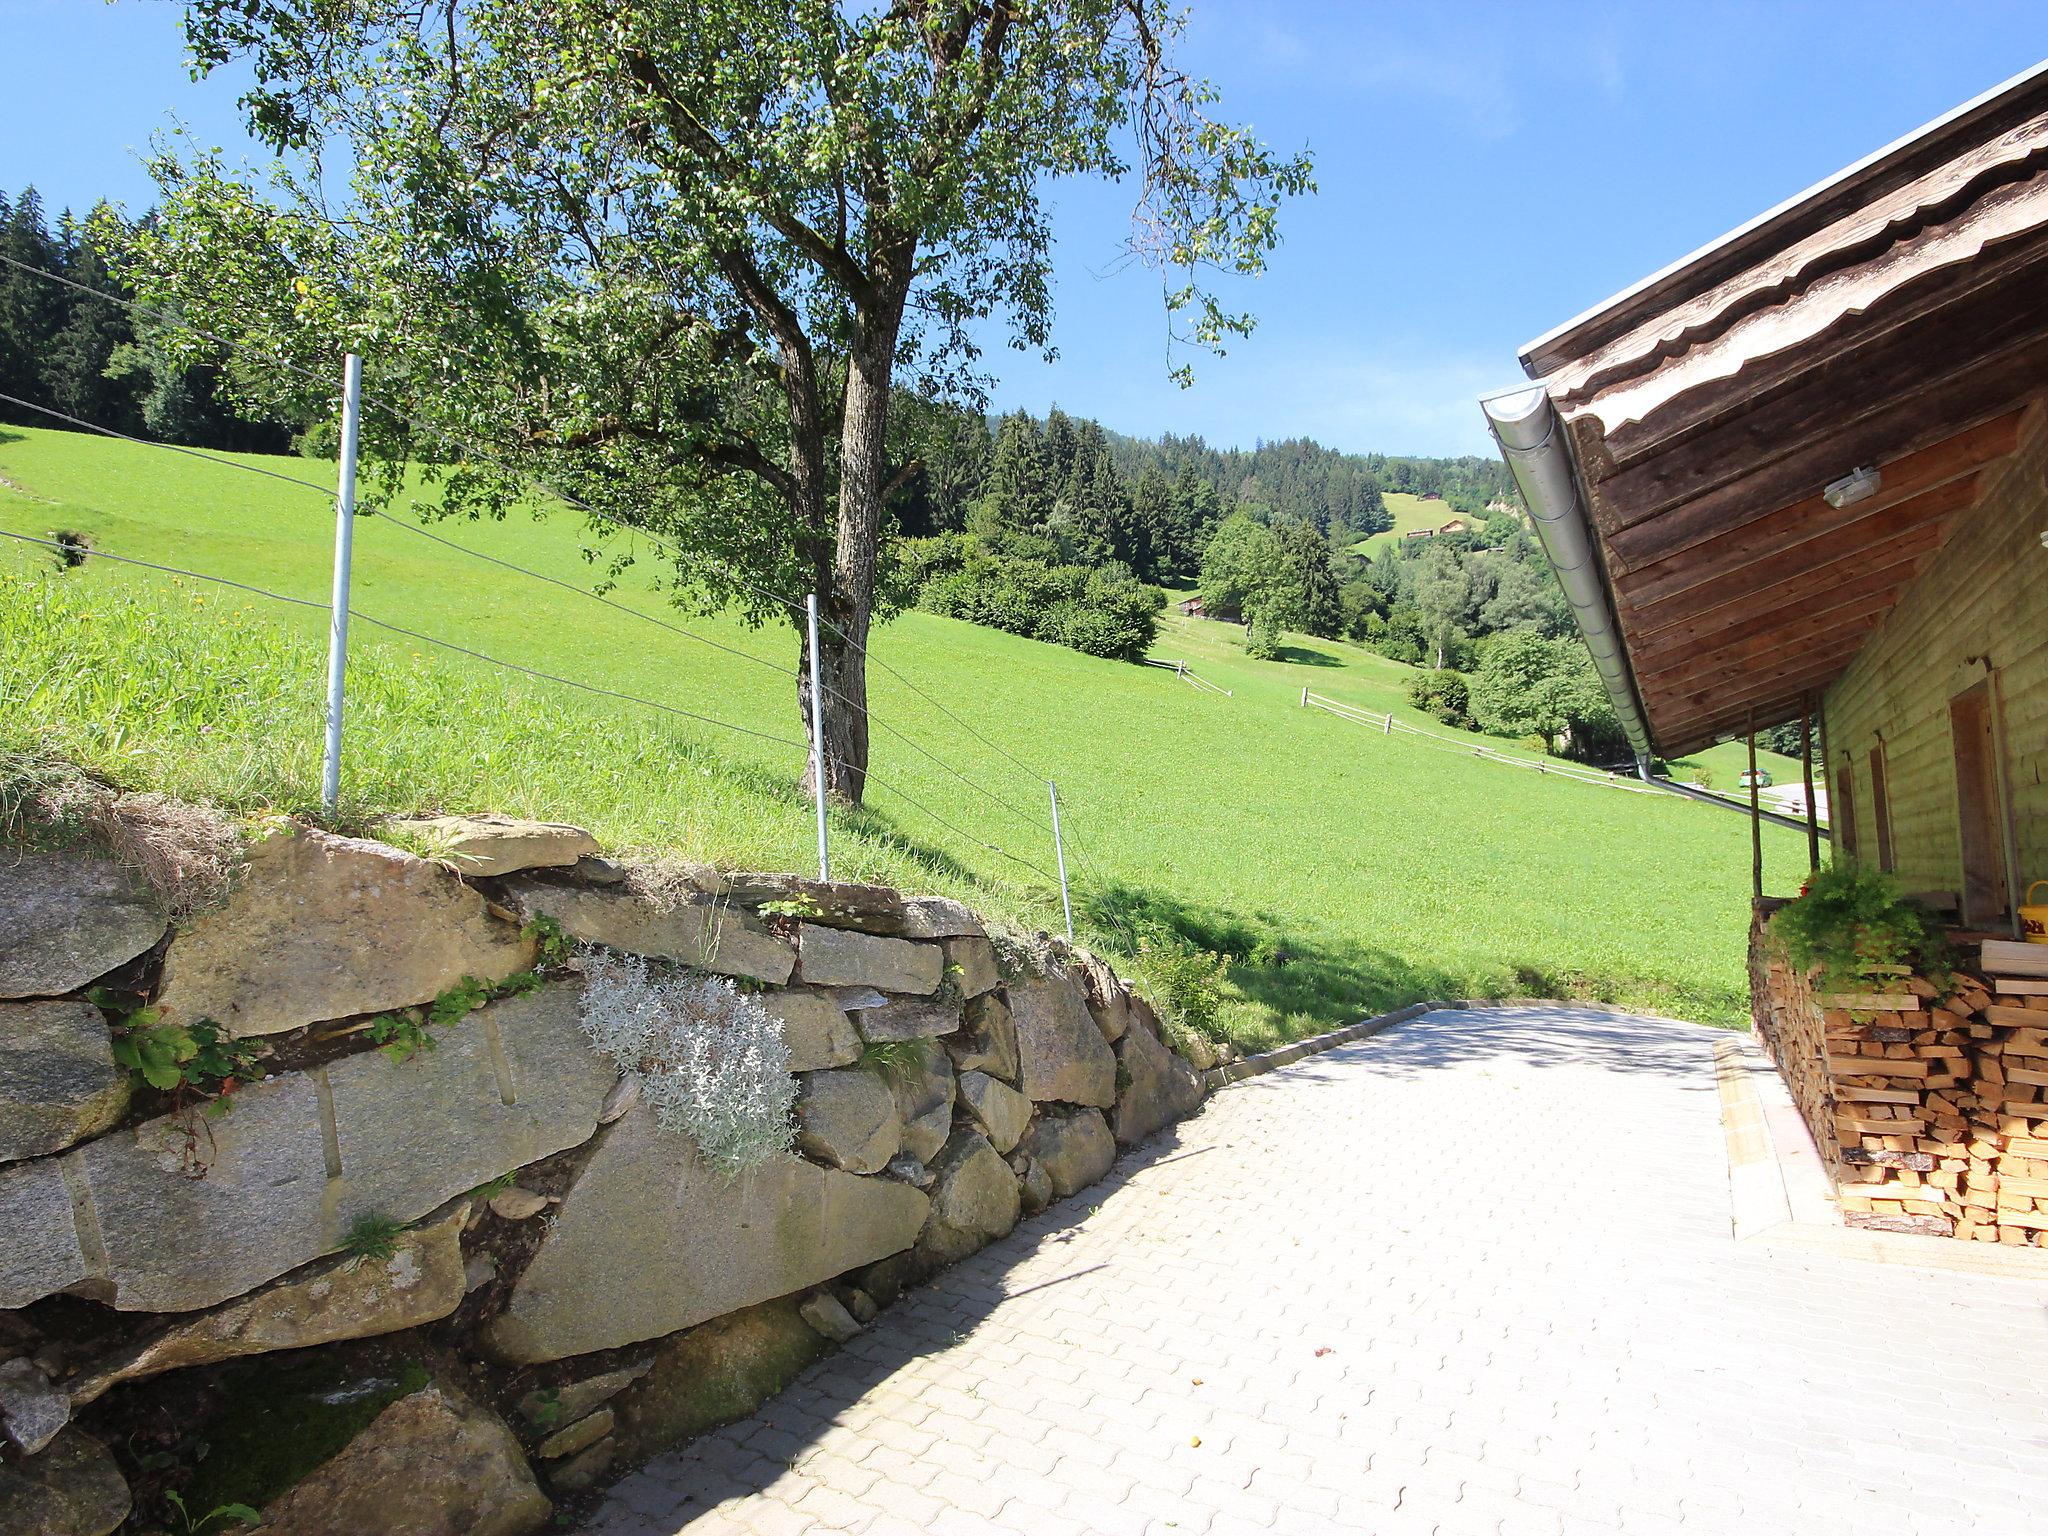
[[1949, 683, 2011, 926]]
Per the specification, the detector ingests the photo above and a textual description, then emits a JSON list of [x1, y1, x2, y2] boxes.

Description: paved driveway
[[583, 1005, 2048, 1536]]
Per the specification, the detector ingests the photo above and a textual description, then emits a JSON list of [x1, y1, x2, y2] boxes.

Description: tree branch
[[621, 48, 876, 306]]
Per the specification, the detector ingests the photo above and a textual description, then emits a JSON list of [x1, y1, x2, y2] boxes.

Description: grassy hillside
[[0, 423, 1811, 1040], [1347, 491, 1459, 555]]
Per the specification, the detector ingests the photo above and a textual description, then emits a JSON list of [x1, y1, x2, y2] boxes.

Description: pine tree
[[1276, 517, 1342, 638], [0, 188, 68, 422]]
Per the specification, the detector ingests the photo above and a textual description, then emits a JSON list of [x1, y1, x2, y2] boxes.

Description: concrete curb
[[1200, 995, 1705, 1094], [1203, 998, 1496, 1091]]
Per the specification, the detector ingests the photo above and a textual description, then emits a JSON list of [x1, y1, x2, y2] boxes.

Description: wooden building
[[1484, 63, 2048, 933]]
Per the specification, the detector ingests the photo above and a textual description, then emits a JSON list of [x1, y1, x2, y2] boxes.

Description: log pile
[[1754, 927, 2048, 1243]]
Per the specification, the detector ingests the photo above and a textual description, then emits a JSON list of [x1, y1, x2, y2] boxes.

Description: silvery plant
[[578, 950, 795, 1174]]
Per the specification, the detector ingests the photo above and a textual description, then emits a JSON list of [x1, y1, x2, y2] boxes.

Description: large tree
[[124, 0, 1312, 803]]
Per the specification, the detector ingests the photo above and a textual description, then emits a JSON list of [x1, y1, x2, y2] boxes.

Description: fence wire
[[0, 254, 1144, 944]]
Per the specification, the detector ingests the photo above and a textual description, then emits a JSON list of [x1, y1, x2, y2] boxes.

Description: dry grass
[[0, 747, 242, 921]]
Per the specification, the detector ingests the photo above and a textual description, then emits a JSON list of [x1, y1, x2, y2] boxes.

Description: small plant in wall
[[1769, 861, 1952, 993], [340, 1212, 409, 1262], [162, 1491, 263, 1536], [858, 1038, 923, 1084], [757, 893, 821, 921], [579, 951, 795, 1175], [98, 995, 265, 1116]]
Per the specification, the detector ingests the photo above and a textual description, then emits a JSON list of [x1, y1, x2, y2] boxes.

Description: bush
[[1768, 862, 1950, 993], [914, 548, 1157, 661], [578, 950, 795, 1174], [1406, 670, 1470, 728], [1139, 938, 1230, 1043]]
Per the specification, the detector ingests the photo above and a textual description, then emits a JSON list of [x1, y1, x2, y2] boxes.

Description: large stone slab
[[1022, 1108, 1116, 1198], [915, 1129, 1019, 1268], [64, 1207, 467, 1406], [388, 814, 599, 876], [852, 992, 961, 1042], [1, 983, 610, 1312], [899, 898, 985, 939], [155, 826, 535, 1037], [1073, 953, 1131, 1043], [483, 1104, 930, 1364], [943, 936, 1002, 999], [1111, 1018, 1206, 1146], [947, 990, 1019, 1082], [793, 1068, 902, 1174], [0, 1157, 91, 1308], [256, 1378, 549, 1536], [1011, 974, 1117, 1106], [0, 998, 130, 1162], [891, 1038, 956, 1165], [761, 989, 859, 1071], [0, 849, 165, 1001], [609, 1297, 827, 1468], [0, 1429, 129, 1536], [957, 1070, 1032, 1154], [796, 925, 942, 994], [498, 876, 793, 984]]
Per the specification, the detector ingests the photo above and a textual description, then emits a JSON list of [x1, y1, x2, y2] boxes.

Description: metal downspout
[[1480, 386, 1656, 774]]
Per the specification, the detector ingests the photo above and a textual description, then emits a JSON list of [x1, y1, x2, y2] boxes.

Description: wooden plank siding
[[1822, 406, 2048, 909]]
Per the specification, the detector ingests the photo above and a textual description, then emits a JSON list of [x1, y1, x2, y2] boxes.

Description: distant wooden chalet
[[1486, 63, 2048, 932], [1177, 595, 1207, 618], [1436, 517, 1470, 535]]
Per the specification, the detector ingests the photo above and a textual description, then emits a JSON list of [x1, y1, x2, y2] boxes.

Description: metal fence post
[[320, 353, 363, 812], [805, 593, 831, 883], [1048, 779, 1075, 941]]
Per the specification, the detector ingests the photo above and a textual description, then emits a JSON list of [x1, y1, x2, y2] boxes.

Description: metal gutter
[[1479, 385, 1654, 773]]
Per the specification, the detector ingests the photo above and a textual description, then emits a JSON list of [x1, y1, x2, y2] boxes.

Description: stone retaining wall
[[0, 812, 1209, 1535]]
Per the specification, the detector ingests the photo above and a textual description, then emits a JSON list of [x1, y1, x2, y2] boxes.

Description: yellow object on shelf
[[2022, 881, 2048, 944]]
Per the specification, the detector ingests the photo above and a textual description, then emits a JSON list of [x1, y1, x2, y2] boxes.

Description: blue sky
[[4, 1, 2043, 455]]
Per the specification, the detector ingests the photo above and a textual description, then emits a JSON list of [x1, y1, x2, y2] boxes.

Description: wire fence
[[0, 255, 1119, 941], [1299, 689, 1669, 796]]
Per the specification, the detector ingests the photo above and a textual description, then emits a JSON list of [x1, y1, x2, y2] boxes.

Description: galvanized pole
[[1800, 699, 1821, 873], [1047, 779, 1075, 942], [1747, 708, 1764, 902], [320, 353, 363, 812], [805, 593, 830, 883]]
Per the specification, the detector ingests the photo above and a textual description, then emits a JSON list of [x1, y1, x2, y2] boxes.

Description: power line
[[0, 529, 1062, 888], [2, 252, 1058, 799], [0, 391, 339, 501], [0, 529, 811, 753], [1, 367, 1055, 841]]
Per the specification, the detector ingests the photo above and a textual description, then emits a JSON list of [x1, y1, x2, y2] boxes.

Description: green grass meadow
[[1, 424, 1811, 1042], [1346, 490, 1463, 554]]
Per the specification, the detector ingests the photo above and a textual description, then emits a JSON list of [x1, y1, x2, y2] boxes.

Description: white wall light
[[1823, 466, 1883, 509]]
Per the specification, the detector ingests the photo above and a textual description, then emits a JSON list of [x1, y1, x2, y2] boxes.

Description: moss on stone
[[179, 1357, 429, 1516], [609, 1298, 826, 1467]]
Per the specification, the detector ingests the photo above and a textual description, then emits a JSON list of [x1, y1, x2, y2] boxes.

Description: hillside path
[[580, 1004, 2048, 1536]]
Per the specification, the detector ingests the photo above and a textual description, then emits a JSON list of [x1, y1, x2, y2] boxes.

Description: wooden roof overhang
[[1513, 64, 2048, 758]]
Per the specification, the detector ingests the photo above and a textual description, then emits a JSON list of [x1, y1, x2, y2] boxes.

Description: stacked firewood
[[1757, 933, 2048, 1243]]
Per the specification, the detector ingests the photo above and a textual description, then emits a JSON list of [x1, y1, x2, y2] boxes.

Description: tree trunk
[[801, 270, 908, 808]]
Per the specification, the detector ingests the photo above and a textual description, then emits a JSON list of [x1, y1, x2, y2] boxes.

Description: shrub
[[579, 950, 795, 1174], [1139, 938, 1229, 1043], [916, 549, 1157, 661], [1406, 670, 1470, 728], [1768, 861, 1950, 993]]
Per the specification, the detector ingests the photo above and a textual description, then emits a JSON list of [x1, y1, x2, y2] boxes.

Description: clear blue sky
[[4, 1, 2043, 456]]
